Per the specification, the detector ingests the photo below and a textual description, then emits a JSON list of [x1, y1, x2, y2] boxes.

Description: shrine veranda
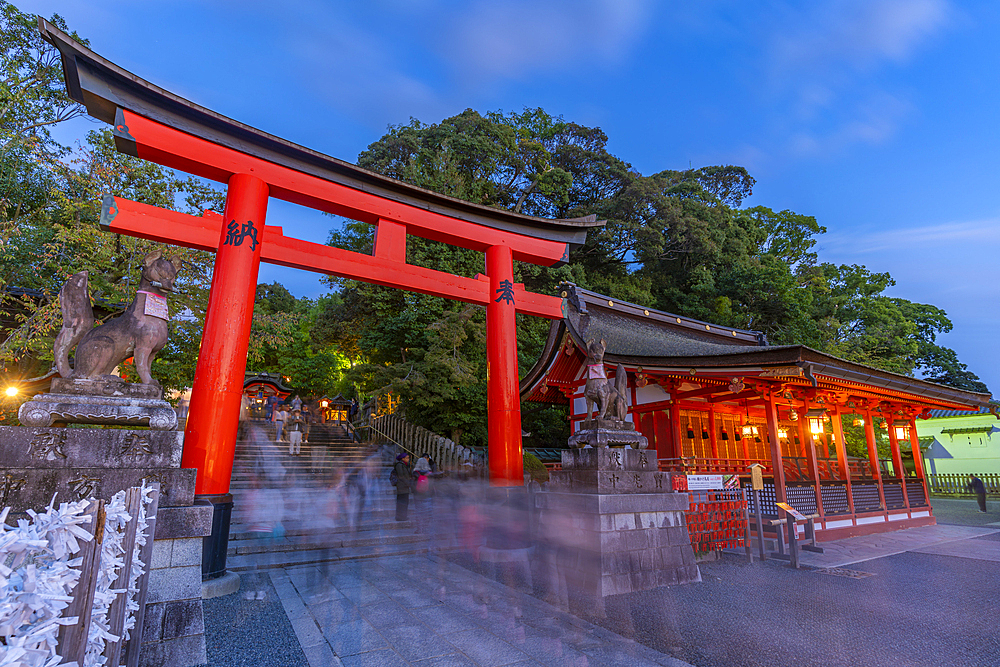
[[522, 284, 993, 540]]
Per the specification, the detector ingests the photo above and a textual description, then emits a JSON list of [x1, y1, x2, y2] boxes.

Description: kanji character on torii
[[41, 21, 603, 500]]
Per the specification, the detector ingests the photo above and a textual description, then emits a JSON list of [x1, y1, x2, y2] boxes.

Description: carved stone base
[[536, 492, 700, 602], [19, 378, 177, 430], [568, 425, 648, 449], [51, 376, 163, 399]]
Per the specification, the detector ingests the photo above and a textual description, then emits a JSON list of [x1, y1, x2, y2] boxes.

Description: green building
[[916, 406, 1000, 477]]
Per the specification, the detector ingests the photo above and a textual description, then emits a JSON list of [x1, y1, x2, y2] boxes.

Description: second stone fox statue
[[583, 338, 628, 422]]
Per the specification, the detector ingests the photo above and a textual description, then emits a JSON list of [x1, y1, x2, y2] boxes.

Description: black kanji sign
[[223, 219, 259, 251], [495, 279, 515, 305]]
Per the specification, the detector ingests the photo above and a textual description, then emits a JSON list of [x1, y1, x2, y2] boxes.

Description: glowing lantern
[[852, 417, 865, 427], [893, 421, 909, 441], [806, 409, 826, 435]]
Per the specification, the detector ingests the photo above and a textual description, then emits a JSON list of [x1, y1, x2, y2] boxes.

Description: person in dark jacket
[[968, 474, 987, 513], [394, 453, 413, 521]]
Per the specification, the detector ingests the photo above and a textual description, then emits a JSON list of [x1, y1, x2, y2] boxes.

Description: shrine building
[[522, 284, 995, 540]]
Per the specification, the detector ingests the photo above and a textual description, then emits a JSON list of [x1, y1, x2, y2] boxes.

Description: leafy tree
[[334, 106, 988, 445]]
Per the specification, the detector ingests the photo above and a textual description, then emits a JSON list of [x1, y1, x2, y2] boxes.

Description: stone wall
[[140, 505, 212, 667]]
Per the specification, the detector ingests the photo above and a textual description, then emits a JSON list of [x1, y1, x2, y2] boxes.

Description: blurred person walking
[[300, 403, 313, 443], [243, 473, 285, 600], [287, 408, 305, 456], [273, 404, 287, 442], [968, 474, 988, 513], [393, 453, 413, 521]]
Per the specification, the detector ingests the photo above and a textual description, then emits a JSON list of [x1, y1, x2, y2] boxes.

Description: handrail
[[369, 423, 416, 459], [371, 413, 482, 469]]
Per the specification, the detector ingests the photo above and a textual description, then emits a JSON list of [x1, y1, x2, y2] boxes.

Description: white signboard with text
[[686, 474, 725, 490]]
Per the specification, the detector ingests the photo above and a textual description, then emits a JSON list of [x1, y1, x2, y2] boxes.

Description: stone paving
[[793, 522, 999, 569], [267, 555, 691, 667], [206, 496, 1000, 667]]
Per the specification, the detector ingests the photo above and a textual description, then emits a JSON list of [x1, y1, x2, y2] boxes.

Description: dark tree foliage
[[324, 107, 987, 447]]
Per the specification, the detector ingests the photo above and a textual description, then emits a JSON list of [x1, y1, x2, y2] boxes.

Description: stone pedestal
[[538, 447, 699, 608], [18, 377, 178, 430], [0, 424, 210, 667], [568, 418, 648, 449]]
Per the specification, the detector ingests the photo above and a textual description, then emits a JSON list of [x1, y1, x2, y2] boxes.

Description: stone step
[[228, 512, 404, 541], [227, 527, 425, 556], [226, 541, 429, 571]]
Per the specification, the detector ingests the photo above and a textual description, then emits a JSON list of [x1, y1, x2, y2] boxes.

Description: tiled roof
[[927, 407, 995, 418], [520, 283, 993, 411]]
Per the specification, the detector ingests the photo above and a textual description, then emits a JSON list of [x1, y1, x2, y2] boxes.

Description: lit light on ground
[[4, 386, 18, 397]]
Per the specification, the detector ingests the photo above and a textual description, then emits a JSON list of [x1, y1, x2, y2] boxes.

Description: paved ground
[[923, 496, 1000, 527], [201, 496, 1000, 667], [202, 574, 309, 667], [267, 554, 689, 667]]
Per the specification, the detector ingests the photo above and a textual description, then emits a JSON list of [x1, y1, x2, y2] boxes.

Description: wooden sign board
[[687, 474, 724, 490], [750, 465, 764, 490], [775, 502, 806, 521], [758, 366, 804, 378]]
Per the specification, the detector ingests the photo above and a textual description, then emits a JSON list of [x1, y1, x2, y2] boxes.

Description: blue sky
[[21, 0, 998, 393]]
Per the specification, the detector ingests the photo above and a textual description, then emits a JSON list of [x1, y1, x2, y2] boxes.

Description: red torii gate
[[41, 22, 602, 497]]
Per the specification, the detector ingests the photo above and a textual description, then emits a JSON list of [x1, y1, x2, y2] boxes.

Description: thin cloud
[[771, 0, 952, 72], [822, 218, 1000, 256], [754, 0, 954, 160], [443, 0, 652, 82]]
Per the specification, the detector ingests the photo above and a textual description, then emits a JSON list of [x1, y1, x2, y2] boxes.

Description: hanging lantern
[[853, 417, 865, 427], [789, 410, 798, 421], [778, 428, 789, 439], [741, 424, 754, 437], [893, 421, 909, 441], [806, 408, 826, 435]]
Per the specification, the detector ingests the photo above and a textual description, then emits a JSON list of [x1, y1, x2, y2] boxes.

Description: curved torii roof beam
[[38, 19, 604, 256]]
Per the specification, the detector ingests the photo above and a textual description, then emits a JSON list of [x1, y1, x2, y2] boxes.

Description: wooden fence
[[926, 472, 1000, 496], [2, 483, 160, 667], [62, 484, 160, 667], [371, 413, 482, 469]]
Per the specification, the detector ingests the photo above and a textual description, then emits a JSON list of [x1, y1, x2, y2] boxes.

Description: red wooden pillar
[[182, 173, 268, 495], [485, 244, 523, 486], [669, 382, 683, 460], [887, 419, 911, 509], [708, 406, 719, 469], [830, 405, 855, 515], [801, 412, 825, 518], [863, 410, 888, 512], [908, 417, 931, 504], [765, 394, 787, 504]]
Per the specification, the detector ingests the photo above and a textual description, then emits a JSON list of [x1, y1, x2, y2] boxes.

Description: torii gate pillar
[[486, 244, 524, 485], [182, 174, 267, 494]]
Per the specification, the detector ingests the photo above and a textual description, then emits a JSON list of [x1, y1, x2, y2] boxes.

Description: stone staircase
[[225, 420, 428, 571]]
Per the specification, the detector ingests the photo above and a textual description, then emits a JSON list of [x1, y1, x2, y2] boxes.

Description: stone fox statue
[[54, 250, 182, 385], [583, 338, 628, 422]]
